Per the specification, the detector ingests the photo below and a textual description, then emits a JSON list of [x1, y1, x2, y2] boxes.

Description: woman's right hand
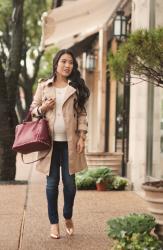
[[41, 98, 56, 113]]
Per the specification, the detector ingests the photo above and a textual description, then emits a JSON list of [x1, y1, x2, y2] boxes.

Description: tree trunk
[[24, 80, 33, 112], [0, 0, 24, 180], [0, 62, 16, 180]]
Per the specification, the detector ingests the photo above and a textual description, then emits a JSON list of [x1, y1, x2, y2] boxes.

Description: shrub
[[107, 213, 163, 250], [109, 28, 163, 87], [75, 167, 113, 190], [108, 176, 128, 190], [87, 167, 113, 180], [113, 233, 163, 250], [107, 213, 156, 240], [75, 175, 96, 190]]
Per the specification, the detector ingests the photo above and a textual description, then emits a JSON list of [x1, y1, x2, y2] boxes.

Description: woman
[[30, 49, 90, 239]]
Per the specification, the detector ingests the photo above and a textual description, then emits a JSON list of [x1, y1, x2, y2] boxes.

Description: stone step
[[86, 155, 122, 161], [88, 165, 121, 175], [87, 158, 121, 162], [86, 152, 123, 156], [87, 156, 122, 161], [86, 152, 122, 175], [87, 161, 120, 166]]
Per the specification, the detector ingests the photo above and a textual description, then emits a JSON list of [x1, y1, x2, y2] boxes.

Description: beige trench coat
[[30, 78, 88, 176]]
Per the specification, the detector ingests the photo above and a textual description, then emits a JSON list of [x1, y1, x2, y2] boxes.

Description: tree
[[0, 0, 63, 180], [0, 0, 24, 180], [0, 0, 47, 119], [109, 28, 163, 87]]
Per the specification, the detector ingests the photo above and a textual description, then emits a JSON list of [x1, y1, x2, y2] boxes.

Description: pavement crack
[[18, 166, 33, 250]]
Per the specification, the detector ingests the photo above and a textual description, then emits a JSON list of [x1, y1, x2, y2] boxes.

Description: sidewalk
[[0, 153, 148, 250]]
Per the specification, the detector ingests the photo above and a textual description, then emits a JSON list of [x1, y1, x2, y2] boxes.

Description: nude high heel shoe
[[65, 219, 74, 236], [50, 224, 60, 239]]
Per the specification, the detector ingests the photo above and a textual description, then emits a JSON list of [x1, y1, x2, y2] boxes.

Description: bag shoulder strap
[[21, 149, 50, 164]]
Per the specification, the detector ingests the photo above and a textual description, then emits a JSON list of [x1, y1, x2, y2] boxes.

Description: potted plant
[[95, 168, 114, 191], [96, 177, 108, 191], [107, 213, 163, 250], [88, 167, 113, 181], [142, 181, 163, 240], [75, 167, 114, 191], [109, 27, 163, 240]]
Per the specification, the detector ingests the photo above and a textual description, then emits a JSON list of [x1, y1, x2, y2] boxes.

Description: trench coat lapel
[[63, 85, 76, 105], [44, 77, 76, 105]]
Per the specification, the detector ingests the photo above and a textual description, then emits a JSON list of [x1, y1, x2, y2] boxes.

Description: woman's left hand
[[76, 137, 85, 153]]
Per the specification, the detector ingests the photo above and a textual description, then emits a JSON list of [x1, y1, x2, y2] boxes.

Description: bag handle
[[23, 111, 32, 122], [23, 108, 45, 123], [21, 149, 51, 164]]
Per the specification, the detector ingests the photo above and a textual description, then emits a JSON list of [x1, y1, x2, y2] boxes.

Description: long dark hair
[[52, 49, 90, 112]]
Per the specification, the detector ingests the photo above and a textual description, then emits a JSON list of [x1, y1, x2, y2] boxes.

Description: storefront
[[40, 0, 130, 170]]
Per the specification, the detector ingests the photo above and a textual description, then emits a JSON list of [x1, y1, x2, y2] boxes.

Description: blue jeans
[[46, 141, 76, 224]]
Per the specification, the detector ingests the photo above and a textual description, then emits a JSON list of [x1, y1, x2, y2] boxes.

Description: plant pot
[[142, 181, 163, 240], [96, 182, 107, 191]]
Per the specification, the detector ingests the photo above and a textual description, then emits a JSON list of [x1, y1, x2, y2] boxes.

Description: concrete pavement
[[0, 153, 148, 250]]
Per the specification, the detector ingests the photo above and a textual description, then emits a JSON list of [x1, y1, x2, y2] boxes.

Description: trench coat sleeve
[[30, 83, 43, 117], [77, 110, 88, 134]]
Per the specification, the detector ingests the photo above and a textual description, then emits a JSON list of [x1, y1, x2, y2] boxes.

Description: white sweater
[[53, 85, 68, 141]]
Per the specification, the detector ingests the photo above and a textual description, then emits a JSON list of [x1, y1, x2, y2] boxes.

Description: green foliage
[[0, 0, 49, 47], [75, 174, 96, 190], [113, 233, 163, 250], [87, 167, 113, 180], [23, 1, 59, 80], [0, 0, 54, 73], [75, 168, 129, 191], [37, 47, 59, 80], [0, 0, 60, 103], [96, 176, 108, 184], [107, 213, 163, 250], [109, 28, 163, 86], [108, 176, 128, 190], [75, 167, 113, 190], [24, 0, 48, 47], [0, 0, 12, 32], [107, 213, 156, 240]]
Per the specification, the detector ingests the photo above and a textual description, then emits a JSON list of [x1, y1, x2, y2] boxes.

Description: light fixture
[[113, 10, 127, 41], [86, 54, 96, 72]]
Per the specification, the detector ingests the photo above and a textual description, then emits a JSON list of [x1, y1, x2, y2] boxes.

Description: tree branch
[[31, 49, 44, 84]]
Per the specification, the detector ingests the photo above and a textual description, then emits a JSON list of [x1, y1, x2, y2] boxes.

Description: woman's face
[[56, 53, 73, 78]]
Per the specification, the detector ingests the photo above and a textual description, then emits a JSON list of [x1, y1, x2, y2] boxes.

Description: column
[[109, 38, 117, 152], [96, 28, 107, 152]]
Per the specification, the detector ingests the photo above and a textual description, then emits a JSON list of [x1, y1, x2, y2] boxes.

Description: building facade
[[41, 0, 163, 190], [128, 0, 163, 190]]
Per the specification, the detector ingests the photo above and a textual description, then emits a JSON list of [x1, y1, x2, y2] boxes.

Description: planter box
[[142, 181, 163, 240]]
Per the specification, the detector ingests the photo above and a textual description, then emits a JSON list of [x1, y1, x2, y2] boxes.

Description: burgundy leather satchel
[[12, 111, 51, 156]]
